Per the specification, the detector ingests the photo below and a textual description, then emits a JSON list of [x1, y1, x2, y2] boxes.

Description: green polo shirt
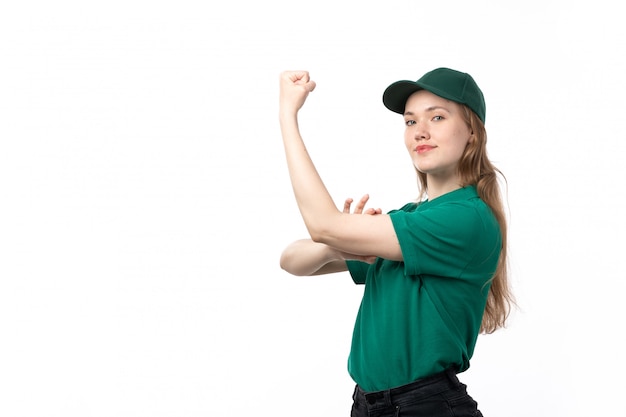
[[346, 186, 501, 392]]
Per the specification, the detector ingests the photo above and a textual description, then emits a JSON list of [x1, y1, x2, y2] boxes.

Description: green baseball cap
[[382, 67, 486, 123]]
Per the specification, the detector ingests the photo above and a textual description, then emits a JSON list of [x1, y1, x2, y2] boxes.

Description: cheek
[[453, 129, 472, 151], [404, 133, 413, 152]]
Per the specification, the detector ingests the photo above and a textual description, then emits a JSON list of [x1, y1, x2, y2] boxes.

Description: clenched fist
[[279, 70, 317, 116]]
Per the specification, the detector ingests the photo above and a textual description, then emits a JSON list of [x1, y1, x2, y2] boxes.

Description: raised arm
[[278, 71, 402, 261]]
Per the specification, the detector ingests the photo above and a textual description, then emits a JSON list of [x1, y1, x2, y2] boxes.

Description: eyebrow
[[404, 106, 451, 116]]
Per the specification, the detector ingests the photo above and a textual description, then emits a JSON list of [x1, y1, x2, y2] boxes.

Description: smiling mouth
[[416, 145, 435, 154]]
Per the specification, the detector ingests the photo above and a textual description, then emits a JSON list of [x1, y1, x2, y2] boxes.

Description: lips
[[416, 145, 435, 154]]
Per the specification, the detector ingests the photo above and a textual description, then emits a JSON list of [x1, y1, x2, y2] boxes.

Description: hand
[[343, 194, 382, 216], [340, 194, 381, 264], [279, 70, 316, 116]]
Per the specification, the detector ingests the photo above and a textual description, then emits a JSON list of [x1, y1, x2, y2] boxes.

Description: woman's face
[[403, 90, 472, 180]]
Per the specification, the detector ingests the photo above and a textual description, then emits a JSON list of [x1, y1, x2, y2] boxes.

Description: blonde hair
[[415, 105, 515, 334]]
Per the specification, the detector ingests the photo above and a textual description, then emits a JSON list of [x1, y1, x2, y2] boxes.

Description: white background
[[1, 1, 624, 416]]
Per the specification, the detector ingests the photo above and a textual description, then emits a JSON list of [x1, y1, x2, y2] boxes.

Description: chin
[[414, 164, 433, 174]]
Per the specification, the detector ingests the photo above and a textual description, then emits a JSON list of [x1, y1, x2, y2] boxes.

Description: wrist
[[279, 108, 298, 123]]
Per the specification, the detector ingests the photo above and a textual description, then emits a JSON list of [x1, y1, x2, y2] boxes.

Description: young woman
[[278, 67, 514, 417]]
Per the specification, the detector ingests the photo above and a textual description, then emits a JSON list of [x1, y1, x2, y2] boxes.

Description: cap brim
[[382, 81, 424, 114], [383, 80, 466, 115]]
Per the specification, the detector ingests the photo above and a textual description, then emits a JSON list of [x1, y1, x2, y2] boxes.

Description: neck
[[425, 175, 463, 200]]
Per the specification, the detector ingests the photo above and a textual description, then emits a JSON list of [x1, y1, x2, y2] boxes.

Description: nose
[[412, 121, 430, 141]]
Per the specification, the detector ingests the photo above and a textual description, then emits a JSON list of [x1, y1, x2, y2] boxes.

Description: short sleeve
[[346, 260, 369, 285], [389, 200, 500, 280]]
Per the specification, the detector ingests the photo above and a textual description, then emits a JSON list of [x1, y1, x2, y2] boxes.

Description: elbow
[[304, 211, 341, 245], [307, 223, 331, 245], [309, 232, 323, 244], [279, 251, 291, 273], [279, 246, 304, 276], [279, 249, 291, 273]]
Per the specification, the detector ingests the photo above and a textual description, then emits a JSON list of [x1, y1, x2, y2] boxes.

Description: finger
[[283, 70, 308, 83], [292, 71, 312, 89], [343, 198, 354, 213], [296, 78, 315, 93], [354, 194, 370, 214]]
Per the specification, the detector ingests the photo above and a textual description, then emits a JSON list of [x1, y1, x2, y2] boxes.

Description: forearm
[[279, 239, 346, 276], [279, 112, 340, 240]]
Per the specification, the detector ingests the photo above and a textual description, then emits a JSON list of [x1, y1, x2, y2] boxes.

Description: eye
[[405, 120, 415, 126], [432, 115, 444, 121]]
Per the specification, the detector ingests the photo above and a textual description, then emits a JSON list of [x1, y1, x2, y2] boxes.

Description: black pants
[[350, 368, 483, 417]]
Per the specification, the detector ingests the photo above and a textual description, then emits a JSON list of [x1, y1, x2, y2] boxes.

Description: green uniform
[[346, 186, 501, 392]]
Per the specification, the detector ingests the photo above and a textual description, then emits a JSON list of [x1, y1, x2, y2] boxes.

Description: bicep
[[314, 213, 403, 262]]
